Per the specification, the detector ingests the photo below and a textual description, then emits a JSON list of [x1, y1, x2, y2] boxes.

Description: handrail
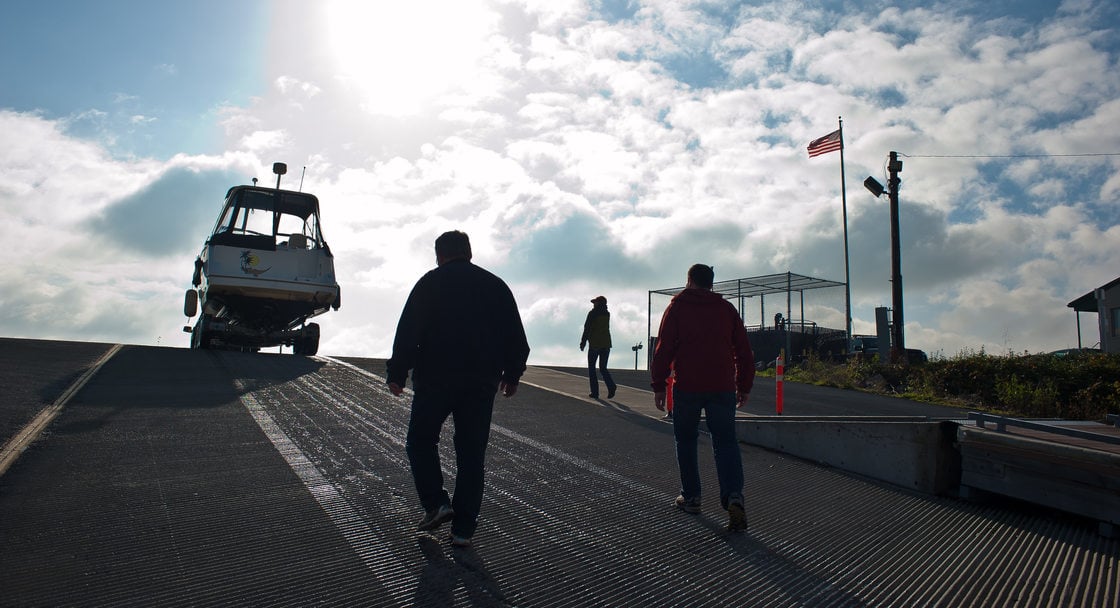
[[969, 412, 1120, 447]]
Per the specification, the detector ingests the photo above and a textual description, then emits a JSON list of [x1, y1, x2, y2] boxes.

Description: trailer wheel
[[191, 314, 213, 350], [294, 335, 319, 356], [294, 323, 320, 356]]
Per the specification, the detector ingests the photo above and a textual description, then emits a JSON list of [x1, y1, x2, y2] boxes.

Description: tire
[[191, 314, 213, 350], [294, 323, 320, 356]]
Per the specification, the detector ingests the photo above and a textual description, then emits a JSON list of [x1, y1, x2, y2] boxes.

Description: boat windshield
[[211, 188, 323, 248]]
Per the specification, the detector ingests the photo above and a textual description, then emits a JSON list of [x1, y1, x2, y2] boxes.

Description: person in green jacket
[[580, 295, 617, 399]]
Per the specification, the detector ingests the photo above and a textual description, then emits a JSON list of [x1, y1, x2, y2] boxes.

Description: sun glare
[[325, 0, 493, 116]]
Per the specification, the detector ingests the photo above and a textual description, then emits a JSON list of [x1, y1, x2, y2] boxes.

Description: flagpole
[[838, 116, 852, 345]]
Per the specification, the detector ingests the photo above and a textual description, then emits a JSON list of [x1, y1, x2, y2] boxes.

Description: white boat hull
[[183, 175, 342, 355]]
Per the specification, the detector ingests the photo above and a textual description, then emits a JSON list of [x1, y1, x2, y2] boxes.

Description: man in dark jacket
[[579, 295, 617, 399], [386, 230, 531, 547], [651, 263, 754, 532]]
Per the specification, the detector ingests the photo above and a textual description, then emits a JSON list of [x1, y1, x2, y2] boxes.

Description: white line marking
[[0, 344, 123, 477]]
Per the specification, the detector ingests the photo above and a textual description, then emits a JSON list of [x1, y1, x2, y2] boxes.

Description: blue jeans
[[405, 382, 495, 538], [672, 390, 744, 509], [586, 348, 617, 397]]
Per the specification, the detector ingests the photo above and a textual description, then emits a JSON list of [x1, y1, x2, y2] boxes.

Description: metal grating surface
[[1, 346, 1117, 607]]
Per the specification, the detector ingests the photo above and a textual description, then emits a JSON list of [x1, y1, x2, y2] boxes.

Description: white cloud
[[240, 129, 289, 153], [276, 76, 322, 98], [4, 0, 1120, 365]]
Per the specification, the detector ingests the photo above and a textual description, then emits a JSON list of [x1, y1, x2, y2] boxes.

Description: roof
[[650, 271, 846, 298], [1067, 276, 1120, 312], [227, 185, 321, 220]]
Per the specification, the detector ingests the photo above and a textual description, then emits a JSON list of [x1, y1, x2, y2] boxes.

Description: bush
[[781, 349, 1120, 421]]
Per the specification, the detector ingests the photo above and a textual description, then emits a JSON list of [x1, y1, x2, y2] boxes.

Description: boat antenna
[[273, 162, 287, 189], [299, 166, 306, 192]]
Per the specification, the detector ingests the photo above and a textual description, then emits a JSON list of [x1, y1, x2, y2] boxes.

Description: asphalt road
[[547, 366, 970, 419]]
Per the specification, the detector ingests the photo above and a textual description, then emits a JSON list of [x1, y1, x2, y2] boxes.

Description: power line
[[899, 152, 1120, 158]]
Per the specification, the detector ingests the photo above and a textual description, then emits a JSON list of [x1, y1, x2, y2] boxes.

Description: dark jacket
[[580, 305, 612, 349], [386, 259, 530, 391], [650, 288, 755, 394]]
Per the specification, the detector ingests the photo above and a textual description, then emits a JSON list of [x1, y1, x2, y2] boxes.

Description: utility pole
[[887, 151, 905, 362]]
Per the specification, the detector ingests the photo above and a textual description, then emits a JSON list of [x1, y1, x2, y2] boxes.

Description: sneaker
[[607, 387, 616, 398], [449, 534, 472, 548], [727, 498, 748, 532], [589, 393, 599, 399], [674, 494, 701, 514], [662, 412, 673, 420], [417, 504, 454, 532]]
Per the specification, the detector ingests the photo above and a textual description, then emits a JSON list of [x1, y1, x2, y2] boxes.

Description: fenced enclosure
[[647, 271, 848, 367]]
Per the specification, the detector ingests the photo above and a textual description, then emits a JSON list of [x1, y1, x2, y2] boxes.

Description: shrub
[[781, 349, 1120, 421]]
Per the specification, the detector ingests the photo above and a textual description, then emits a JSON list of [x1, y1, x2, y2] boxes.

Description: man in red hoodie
[[651, 263, 755, 532]]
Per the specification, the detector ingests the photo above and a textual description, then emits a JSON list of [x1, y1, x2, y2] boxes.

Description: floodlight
[[864, 176, 886, 197]]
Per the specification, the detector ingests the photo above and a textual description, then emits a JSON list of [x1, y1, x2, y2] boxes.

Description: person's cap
[[591, 295, 607, 304]]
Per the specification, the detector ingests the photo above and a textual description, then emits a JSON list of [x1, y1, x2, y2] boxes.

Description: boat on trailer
[[183, 162, 341, 355]]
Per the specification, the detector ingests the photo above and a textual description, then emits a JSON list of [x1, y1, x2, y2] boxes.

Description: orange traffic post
[[775, 351, 785, 415]]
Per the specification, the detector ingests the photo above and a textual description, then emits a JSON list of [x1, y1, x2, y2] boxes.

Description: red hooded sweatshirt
[[650, 288, 755, 395]]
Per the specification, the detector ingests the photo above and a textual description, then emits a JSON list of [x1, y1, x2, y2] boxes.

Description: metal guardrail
[[969, 412, 1120, 446]]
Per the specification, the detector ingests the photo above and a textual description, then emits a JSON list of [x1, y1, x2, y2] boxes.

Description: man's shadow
[[413, 534, 511, 607]]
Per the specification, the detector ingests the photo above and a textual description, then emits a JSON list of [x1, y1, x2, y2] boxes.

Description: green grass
[[760, 349, 1120, 421]]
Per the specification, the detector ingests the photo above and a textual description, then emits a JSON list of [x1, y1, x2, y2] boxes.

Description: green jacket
[[581, 306, 612, 349]]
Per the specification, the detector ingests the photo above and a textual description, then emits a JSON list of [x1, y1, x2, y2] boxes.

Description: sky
[[1, 0, 1119, 367]]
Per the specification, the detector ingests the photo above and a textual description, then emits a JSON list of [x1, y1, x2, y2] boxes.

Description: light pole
[[632, 342, 644, 370], [864, 151, 905, 362]]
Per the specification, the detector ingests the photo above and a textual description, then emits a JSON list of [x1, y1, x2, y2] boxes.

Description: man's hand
[[579, 343, 585, 352], [737, 391, 749, 409], [499, 380, 519, 398], [654, 391, 666, 411], [388, 382, 404, 396]]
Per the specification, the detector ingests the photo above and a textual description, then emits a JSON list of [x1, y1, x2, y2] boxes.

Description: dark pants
[[672, 389, 744, 509], [405, 382, 496, 538], [586, 347, 617, 397]]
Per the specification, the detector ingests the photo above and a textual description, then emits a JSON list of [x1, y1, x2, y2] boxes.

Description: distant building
[[1067, 276, 1120, 354]]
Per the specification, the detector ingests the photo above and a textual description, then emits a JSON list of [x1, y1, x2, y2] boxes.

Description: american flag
[[807, 129, 843, 158]]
